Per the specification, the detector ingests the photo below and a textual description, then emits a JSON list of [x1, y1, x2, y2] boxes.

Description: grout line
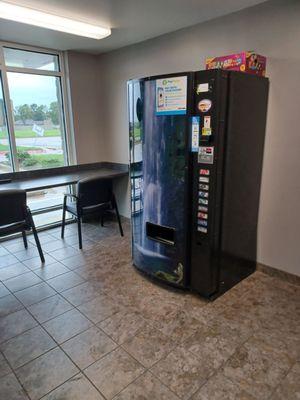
[[1, 225, 294, 400], [0, 346, 32, 399]]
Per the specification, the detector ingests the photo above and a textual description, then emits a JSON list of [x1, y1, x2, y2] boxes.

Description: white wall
[[67, 51, 105, 164], [95, 0, 300, 276]]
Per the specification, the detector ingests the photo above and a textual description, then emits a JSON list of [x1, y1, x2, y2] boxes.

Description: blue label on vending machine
[[191, 116, 200, 152]]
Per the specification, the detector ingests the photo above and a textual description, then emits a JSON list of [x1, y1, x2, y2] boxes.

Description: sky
[[7, 72, 60, 108]]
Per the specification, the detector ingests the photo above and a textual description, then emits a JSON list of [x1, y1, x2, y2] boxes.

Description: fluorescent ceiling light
[[0, 1, 111, 39]]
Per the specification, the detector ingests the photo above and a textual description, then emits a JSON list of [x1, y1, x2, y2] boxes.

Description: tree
[[15, 104, 32, 124], [48, 102, 59, 125], [31, 104, 47, 121]]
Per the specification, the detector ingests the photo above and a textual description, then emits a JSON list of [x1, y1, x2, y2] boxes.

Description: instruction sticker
[[198, 99, 212, 113], [198, 146, 214, 164], [156, 76, 187, 115], [198, 220, 208, 227], [199, 184, 209, 191], [202, 127, 212, 136], [199, 198, 209, 205], [199, 177, 209, 183], [191, 116, 200, 152], [204, 116, 211, 128], [196, 83, 209, 94], [198, 212, 208, 219]]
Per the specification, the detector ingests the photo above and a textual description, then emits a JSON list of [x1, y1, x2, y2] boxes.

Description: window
[[0, 43, 71, 172], [0, 74, 13, 173], [0, 43, 74, 228]]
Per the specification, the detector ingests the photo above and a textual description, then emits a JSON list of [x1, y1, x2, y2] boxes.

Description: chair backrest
[[0, 189, 27, 226], [77, 177, 113, 208]]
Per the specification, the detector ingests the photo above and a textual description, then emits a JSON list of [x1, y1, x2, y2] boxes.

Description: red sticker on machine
[[200, 169, 210, 175]]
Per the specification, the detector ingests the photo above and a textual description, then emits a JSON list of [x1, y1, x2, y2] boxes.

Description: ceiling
[[0, 0, 267, 54]]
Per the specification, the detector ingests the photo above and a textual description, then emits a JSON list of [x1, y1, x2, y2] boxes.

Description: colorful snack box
[[205, 51, 266, 76]]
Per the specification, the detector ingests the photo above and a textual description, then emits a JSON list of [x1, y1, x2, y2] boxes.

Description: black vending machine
[[128, 69, 269, 298]]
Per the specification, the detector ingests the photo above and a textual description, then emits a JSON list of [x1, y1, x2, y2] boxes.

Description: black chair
[[61, 176, 124, 249], [0, 189, 45, 262]]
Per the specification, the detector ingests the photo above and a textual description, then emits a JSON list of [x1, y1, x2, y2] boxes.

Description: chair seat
[[0, 220, 29, 237], [61, 177, 124, 249], [66, 201, 111, 216]]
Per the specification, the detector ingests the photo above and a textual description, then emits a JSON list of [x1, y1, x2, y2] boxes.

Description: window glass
[[7, 72, 67, 171], [3, 48, 59, 71], [0, 74, 13, 173], [32, 208, 71, 228]]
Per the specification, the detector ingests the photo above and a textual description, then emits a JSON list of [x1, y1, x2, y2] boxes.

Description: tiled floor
[[0, 219, 299, 399]]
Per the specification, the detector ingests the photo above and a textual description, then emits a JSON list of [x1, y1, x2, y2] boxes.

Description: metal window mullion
[[0, 40, 61, 58], [0, 47, 19, 171], [6, 66, 62, 77], [62, 52, 77, 165]]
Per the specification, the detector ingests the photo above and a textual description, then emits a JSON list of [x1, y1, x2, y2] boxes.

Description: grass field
[[0, 129, 60, 139], [0, 144, 41, 152], [29, 154, 64, 168]]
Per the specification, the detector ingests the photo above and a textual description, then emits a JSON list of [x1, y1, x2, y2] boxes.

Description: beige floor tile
[[192, 372, 257, 400], [114, 371, 180, 400], [42, 239, 69, 253], [60, 253, 94, 269], [14, 282, 56, 307], [0, 225, 299, 400], [155, 309, 204, 343], [0, 309, 38, 344], [78, 294, 119, 324], [14, 248, 40, 262], [0, 263, 29, 281], [62, 326, 117, 369], [34, 262, 70, 280], [0, 373, 29, 400], [251, 328, 300, 363], [0, 326, 56, 369], [98, 310, 147, 344], [61, 281, 103, 306], [50, 246, 82, 262], [183, 319, 250, 371], [0, 254, 19, 268], [43, 308, 93, 344], [150, 346, 209, 400], [22, 254, 57, 270], [271, 362, 300, 400], [0, 282, 10, 299], [3, 272, 42, 293], [0, 294, 24, 318], [85, 347, 144, 399], [223, 335, 294, 400], [43, 373, 105, 399], [0, 352, 12, 378], [122, 324, 176, 368], [46, 271, 85, 292], [16, 348, 78, 400], [27, 294, 73, 324]]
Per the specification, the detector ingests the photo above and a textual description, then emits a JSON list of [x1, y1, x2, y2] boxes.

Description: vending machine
[[128, 69, 269, 298]]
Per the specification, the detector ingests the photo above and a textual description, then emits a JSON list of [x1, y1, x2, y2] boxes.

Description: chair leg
[[22, 230, 28, 249], [61, 205, 66, 239], [113, 195, 124, 237], [77, 216, 83, 249], [27, 209, 45, 263], [100, 214, 104, 227]]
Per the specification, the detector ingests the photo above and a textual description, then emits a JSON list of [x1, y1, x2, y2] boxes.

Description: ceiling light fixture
[[0, 1, 111, 39]]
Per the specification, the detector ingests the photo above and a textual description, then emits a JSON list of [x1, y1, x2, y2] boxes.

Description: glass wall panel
[[7, 72, 67, 171], [0, 73, 13, 173]]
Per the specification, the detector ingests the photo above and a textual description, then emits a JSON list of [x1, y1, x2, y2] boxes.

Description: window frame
[[0, 40, 76, 172]]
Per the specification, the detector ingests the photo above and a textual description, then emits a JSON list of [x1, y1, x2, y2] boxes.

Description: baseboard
[[257, 262, 300, 286]]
